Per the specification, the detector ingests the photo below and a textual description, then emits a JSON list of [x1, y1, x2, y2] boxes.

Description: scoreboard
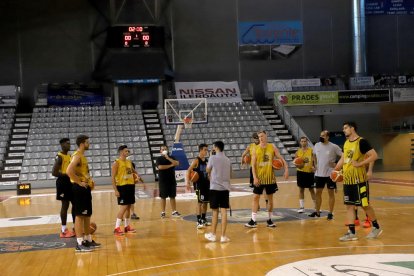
[[107, 25, 164, 48]]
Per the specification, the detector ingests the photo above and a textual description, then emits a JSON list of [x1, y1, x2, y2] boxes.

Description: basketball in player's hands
[[190, 171, 199, 183], [272, 159, 283, 170]]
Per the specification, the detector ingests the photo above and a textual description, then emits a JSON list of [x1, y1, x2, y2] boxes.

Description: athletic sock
[[124, 218, 130, 227], [372, 220, 380, 229], [348, 224, 356, 234], [252, 212, 257, 222], [77, 238, 83, 245], [354, 208, 359, 220], [201, 213, 206, 220], [268, 211, 272, 220], [299, 199, 304, 208], [61, 225, 67, 232], [86, 234, 92, 242], [116, 218, 122, 228]]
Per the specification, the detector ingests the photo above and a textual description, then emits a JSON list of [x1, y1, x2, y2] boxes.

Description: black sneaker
[[84, 240, 101, 249], [308, 211, 320, 217], [131, 213, 140, 220], [244, 219, 257, 228], [266, 219, 276, 228], [327, 213, 334, 220], [75, 243, 92, 252]]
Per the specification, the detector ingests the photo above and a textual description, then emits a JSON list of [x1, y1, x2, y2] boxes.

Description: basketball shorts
[[194, 182, 210, 203], [117, 184, 136, 205], [72, 184, 92, 217], [343, 182, 370, 207], [209, 190, 229, 209], [296, 171, 315, 189], [253, 183, 278, 195], [315, 176, 336, 189], [159, 182, 177, 199], [56, 176, 73, 201]]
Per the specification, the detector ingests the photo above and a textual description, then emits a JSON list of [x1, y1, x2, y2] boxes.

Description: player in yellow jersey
[[334, 122, 382, 241], [294, 137, 316, 213], [112, 145, 143, 235], [52, 138, 76, 238], [245, 130, 289, 228], [241, 133, 260, 188], [66, 134, 100, 252]]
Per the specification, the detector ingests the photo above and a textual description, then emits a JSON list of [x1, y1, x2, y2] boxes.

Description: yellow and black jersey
[[254, 144, 275, 185], [56, 151, 71, 175], [114, 159, 135, 186], [69, 150, 90, 184], [296, 147, 313, 173], [343, 137, 372, 185]]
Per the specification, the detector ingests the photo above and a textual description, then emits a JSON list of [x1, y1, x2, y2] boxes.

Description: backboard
[[164, 98, 208, 125]]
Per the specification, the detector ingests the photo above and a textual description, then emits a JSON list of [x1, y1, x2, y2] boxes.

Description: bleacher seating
[[19, 105, 151, 182], [0, 108, 15, 169], [159, 101, 292, 171]]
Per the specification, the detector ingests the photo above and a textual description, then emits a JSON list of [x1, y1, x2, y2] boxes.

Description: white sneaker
[[171, 211, 181, 217], [204, 232, 216, 242], [339, 231, 358, 241], [220, 236, 230, 243], [366, 228, 383, 239], [197, 222, 205, 229], [297, 208, 304, 213]]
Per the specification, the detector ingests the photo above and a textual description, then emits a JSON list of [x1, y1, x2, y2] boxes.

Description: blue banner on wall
[[366, 0, 414, 15], [47, 85, 104, 106], [239, 21, 303, 45]]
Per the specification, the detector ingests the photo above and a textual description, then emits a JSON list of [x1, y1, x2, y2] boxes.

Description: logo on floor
[[266, 254, 414, 275], [0, 234, 75, 254]]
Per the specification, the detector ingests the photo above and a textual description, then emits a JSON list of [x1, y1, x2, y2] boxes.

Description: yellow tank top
[[57, 152, 71, 174], [296, 147, 313, 173], [70, 150, 90, 183], [343, 137, 367, 185], [114, 159, 134, 186], [255, 144, 275, 185], [248, 143, 258, 164]]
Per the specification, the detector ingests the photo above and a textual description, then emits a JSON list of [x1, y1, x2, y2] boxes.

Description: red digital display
[[107, 26, 163, 48]]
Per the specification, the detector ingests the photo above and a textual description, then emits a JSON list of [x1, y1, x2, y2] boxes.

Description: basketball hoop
[[183, 117, 193, 129]]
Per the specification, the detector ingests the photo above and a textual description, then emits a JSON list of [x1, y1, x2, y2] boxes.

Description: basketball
[[190, 171, 199, 183], [243, 155, 251, 164], [90, 222, 97, 234], [293, 157, 304, 167], [330, 170, 343, 182], [272, 159, 283, 170], [133, 173, 140, 183]]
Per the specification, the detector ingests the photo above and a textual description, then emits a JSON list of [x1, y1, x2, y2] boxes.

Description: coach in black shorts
[[156, 145, 181, 218]]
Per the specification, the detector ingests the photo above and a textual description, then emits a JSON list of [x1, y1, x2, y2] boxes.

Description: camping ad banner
[[174, 81, 242, 103], [275, 90, 390, 106]]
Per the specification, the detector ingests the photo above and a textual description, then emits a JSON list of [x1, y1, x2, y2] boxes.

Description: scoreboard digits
[[107, 26, 164, 48]]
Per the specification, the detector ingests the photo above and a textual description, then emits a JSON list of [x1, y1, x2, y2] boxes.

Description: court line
[[106, 243, 414, 276]]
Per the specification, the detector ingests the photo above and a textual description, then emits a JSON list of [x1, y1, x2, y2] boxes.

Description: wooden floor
[[1, 171, 413, 275]]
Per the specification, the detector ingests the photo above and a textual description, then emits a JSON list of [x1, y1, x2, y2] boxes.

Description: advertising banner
[[275, 91, 338, 106], [338, 89, 390, 103], [239, 21, 303, 45], [275, 89, 390, 106], [47, 84, 104, 106], [392, 88, 414, 102], [350, 76, 375, 87], [366, 0, 414, 15], [267, 80, 292, 92], [175, 81, 242, 103]]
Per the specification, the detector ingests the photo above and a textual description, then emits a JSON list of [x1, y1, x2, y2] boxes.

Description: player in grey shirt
[[310, 130, 343, 220], [204, 141, 231, 243]]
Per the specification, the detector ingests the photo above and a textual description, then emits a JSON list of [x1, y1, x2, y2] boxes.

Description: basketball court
[[0, 171, 413, 275]]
